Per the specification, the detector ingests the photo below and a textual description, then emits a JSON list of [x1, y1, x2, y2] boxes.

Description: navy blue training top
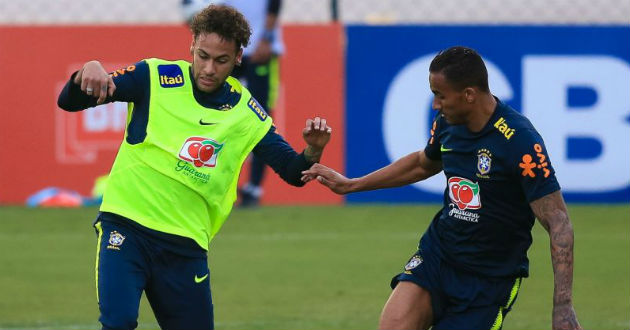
[[57, 60, 312, 187], [421, 98, 560, 278]]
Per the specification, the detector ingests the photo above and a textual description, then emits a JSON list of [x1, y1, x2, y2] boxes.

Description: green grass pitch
[[0, 204, 628, 329]]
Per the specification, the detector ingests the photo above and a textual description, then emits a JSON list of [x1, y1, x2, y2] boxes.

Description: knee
[[379, 311, 412, 330], [99, 308, 138, 330]]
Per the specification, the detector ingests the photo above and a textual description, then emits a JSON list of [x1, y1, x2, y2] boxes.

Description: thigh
[[146, 253, 213, 330], [432, 304, 501, 330], [382, 249, 445, 330], [434, 277, 522, 330], [379, 281, 433, 330], [390, 249, 446, 323], [95, 221, 148, 330]]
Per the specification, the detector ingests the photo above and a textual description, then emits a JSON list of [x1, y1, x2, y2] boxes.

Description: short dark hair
[[429, 46, 489, 92], [190, 4, 251, 51]]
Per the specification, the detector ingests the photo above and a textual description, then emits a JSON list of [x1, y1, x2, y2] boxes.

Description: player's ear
[[190, 35, 196, 56], [235, 48, 243, 66], [464, 87, 476, 103]]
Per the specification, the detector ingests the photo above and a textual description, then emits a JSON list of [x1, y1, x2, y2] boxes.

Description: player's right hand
[[73, 60, 116, 104], [301, 163, 355, 195], [552, 303, 582, 330]]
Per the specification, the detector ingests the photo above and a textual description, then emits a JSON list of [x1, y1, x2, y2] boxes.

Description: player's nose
[[202, 61, 216, 75], [432, 98, 441, 111]]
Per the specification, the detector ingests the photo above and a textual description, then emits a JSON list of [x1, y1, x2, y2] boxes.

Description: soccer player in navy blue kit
[[303, 47, 581, 330]]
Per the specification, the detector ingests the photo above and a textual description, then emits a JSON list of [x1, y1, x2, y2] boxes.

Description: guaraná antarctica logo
[[448, 176, 481, 210], [447, 177, 482, 223], [178, 137, 224, 168]]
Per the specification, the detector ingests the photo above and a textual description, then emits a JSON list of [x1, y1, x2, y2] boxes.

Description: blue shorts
[[94, 217, 213, 330], [391, 248, 521, 330]]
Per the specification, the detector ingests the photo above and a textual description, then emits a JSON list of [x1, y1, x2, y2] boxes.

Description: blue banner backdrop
[[345, 26, 630, 203]]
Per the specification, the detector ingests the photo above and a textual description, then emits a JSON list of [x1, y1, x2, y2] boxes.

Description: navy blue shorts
[[94, 219, 213, 330], [391, 249, 522, 330]]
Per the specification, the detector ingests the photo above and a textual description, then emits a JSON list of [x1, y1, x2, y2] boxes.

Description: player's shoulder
[[226, 76, 244, 95], [143, 57, 189, 66], [109, 60, 148, 79], [492, 100, 541, 143]]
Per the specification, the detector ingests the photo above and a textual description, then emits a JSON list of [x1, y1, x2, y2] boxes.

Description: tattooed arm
[[530, 190, 582, 330]]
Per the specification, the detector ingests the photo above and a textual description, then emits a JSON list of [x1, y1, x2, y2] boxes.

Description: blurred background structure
[[0, 0, 628, 205], [0, 0, 628, 24]]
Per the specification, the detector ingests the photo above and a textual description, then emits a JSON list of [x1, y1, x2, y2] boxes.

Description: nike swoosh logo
[[199, 119, 217, 125], [194, 274, 208, 283], [440, 145, 453, 152]]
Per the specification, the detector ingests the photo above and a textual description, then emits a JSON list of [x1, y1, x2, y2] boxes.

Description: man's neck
[[466, 94, 497, 133]]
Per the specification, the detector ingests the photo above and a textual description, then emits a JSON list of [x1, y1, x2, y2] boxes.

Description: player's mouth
[[198, 76, 216, 87], [440, 111, 454, 123]]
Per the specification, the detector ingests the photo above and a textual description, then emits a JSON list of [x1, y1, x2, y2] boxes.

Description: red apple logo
[[458, 185, 473, 204], [198, 145, 215, 162], [188, 142, 202, 159], [450, 183, 460, 201], [178, 137, 223, 168], [447, 177, 481, 210]]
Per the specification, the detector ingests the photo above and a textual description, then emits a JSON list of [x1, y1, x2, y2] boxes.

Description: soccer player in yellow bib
[[57, 5, 332, 330]]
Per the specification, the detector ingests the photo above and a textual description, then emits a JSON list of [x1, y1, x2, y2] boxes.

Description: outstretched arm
[[58, 60, 146, 111], [530, 191, 581, 330], [252, 117, 331, 187], [302, 150, 442, 195]]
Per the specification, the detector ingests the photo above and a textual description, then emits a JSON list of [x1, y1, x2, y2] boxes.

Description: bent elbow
[[281, 174, 306, 187], [57, 98, 70, 111], [291, 180, 306, 188], [57, 96, 82, 112]]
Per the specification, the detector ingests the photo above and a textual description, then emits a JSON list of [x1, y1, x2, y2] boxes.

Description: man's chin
[[440, 113, 452, 123], [442, 114, 463, 125]]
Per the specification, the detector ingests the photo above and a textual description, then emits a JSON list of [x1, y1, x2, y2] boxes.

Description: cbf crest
[[107, 231, 126, 250], [404, 255, 423, 271], [476, 149, 492, 178]]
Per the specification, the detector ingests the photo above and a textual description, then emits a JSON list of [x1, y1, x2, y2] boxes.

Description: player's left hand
[[552, 303, 582, 330], [302, 117, 332, 163], [74, 60, 116, 104]]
